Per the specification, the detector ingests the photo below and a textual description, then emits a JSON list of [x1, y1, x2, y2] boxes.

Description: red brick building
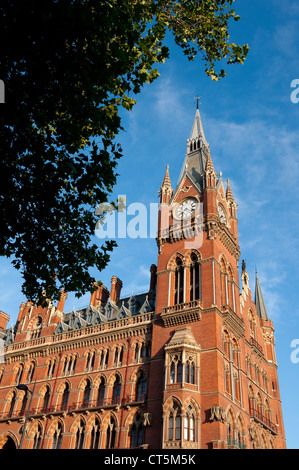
[[0, 108, 286, 450]]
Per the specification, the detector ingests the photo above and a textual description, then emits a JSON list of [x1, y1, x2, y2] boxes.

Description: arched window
[[97, 377, 106, 406], [33, 424, 42, 449], [74, 419, 85, 449], [168, 401, 181, 441], [190, 254, 201, 301], [15, 364, 24, 385], [184, 405, 195, 442], [27, 362, 35, 383], [105, 416, 116, 449], [52, 422, 63, 449], [90, 417, 101, 449], [112, 376, 121, 405], [174, 258, 184, 304], [8, 391, 17, 418], [86, 351, 95, 371], [82, 379, 91, 407], [130, 413, 145, 448], [185, 357, 196, 384], [170, 355, 182, 384], [135, 371, 147, 401], [100, 349, 109, 369], [42, 386, 51, 413], [47, 359, 56, 378], [61, 383, 70, 411], [20, 390, 28, 417]]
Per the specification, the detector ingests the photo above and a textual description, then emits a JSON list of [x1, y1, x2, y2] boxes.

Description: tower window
[[174, 258, 184, 304], [190, 254, 201, 301]]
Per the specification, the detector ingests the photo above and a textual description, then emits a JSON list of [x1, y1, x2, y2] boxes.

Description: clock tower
[[146, 107, 286, 449]]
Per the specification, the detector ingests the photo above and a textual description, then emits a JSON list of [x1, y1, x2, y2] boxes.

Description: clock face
[[175, 199, 196, 219], [218, 205, 227, 224]]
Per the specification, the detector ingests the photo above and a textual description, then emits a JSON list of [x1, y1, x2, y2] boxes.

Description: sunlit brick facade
[[0, 108, 286, 449]]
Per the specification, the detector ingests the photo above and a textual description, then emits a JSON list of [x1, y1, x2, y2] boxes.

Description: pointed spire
[[161, 164, 172, 189], [255, 272, 269, 320], [205, 151, 215, 174], [226, 179, 235, 202], [159, 164, 173, 204], [190, 107, 206, 143]]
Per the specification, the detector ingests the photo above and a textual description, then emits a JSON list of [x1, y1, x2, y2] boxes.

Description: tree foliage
[[0, 0, 249, 305]]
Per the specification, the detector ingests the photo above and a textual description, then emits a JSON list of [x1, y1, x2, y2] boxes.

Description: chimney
[[56, 291, 68, 313], [110, 276, 123, 303], [90, 283, 109, 308], [150, 264, 157, 291], [0, 311, 9, 330]]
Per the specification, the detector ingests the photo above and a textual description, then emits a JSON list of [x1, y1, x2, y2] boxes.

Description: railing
[[250, 337, 263, 353], [250, 408, 277, 434], [161, 299, 202, 315], [1, 393, 148, 421]]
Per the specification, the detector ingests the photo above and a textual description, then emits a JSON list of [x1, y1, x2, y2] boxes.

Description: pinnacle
[[161, 164, 172, 190], [226, 179, 234, 201], [205, 151, 215, 173]]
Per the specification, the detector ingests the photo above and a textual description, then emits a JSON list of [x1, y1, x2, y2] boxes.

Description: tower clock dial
[[175, 199, 196, 219], [217, 205, 227, 224]]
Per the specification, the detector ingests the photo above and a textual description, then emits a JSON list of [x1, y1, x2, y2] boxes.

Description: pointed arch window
[[170, 355, 182, 384], [33, 424, 43, 449], [61, 383, 70, 411], [168, 401, 181, 441], [185, 357, 196, 384], [90, 417, 101, 449], [174, 258, 184, 305], [27, 362, 35, 383], [184, 405, 196, 442], [15, 364, 24, 385], [190, 253, 201, 301], [130, 413, 145, 448], [42, 386, 51, 413], [52, 422, 63, 449], [8, 391, 17, 418], [135, 370, 147, 401], [20, 390, 28, 417], [82, 379, 91, 407], [112, 376, 121, 405], [75, 419, 85, 449], [97, 377, 106, 406], [105, 416, 116, 449]]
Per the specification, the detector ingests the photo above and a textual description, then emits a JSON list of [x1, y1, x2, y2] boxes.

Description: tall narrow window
[[27, 362, 35, 382], [33, 424, 42, 449], [20, 391, 28, 417], [190, 254, 201, 300], [15, 364, 24, 385], [8, 391, 16, 417], [52, 422, 63, 449], [130, 413, 145, 448], [112, 376, 121, 405], [75, 419, 85, 449], [169, 355, 182, 384], [97, 378, 106, 406], [175, 258, 184, 304], [105, 416, 116, 449], [168, 402, 181, 441], [83, 379, 91, 407], [42, 386, 50, 413], [90, 418, 101, 449], [61, 383, 70, 411], [135, 371, 147, 401]]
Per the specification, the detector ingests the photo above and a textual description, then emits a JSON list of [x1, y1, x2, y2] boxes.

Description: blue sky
[[1, 0, 299, 449]]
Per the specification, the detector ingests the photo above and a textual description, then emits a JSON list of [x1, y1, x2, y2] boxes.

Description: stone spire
[[255, 272, 269, 320], [159, 164, 173, 204], [226, 179, 235, 202]]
